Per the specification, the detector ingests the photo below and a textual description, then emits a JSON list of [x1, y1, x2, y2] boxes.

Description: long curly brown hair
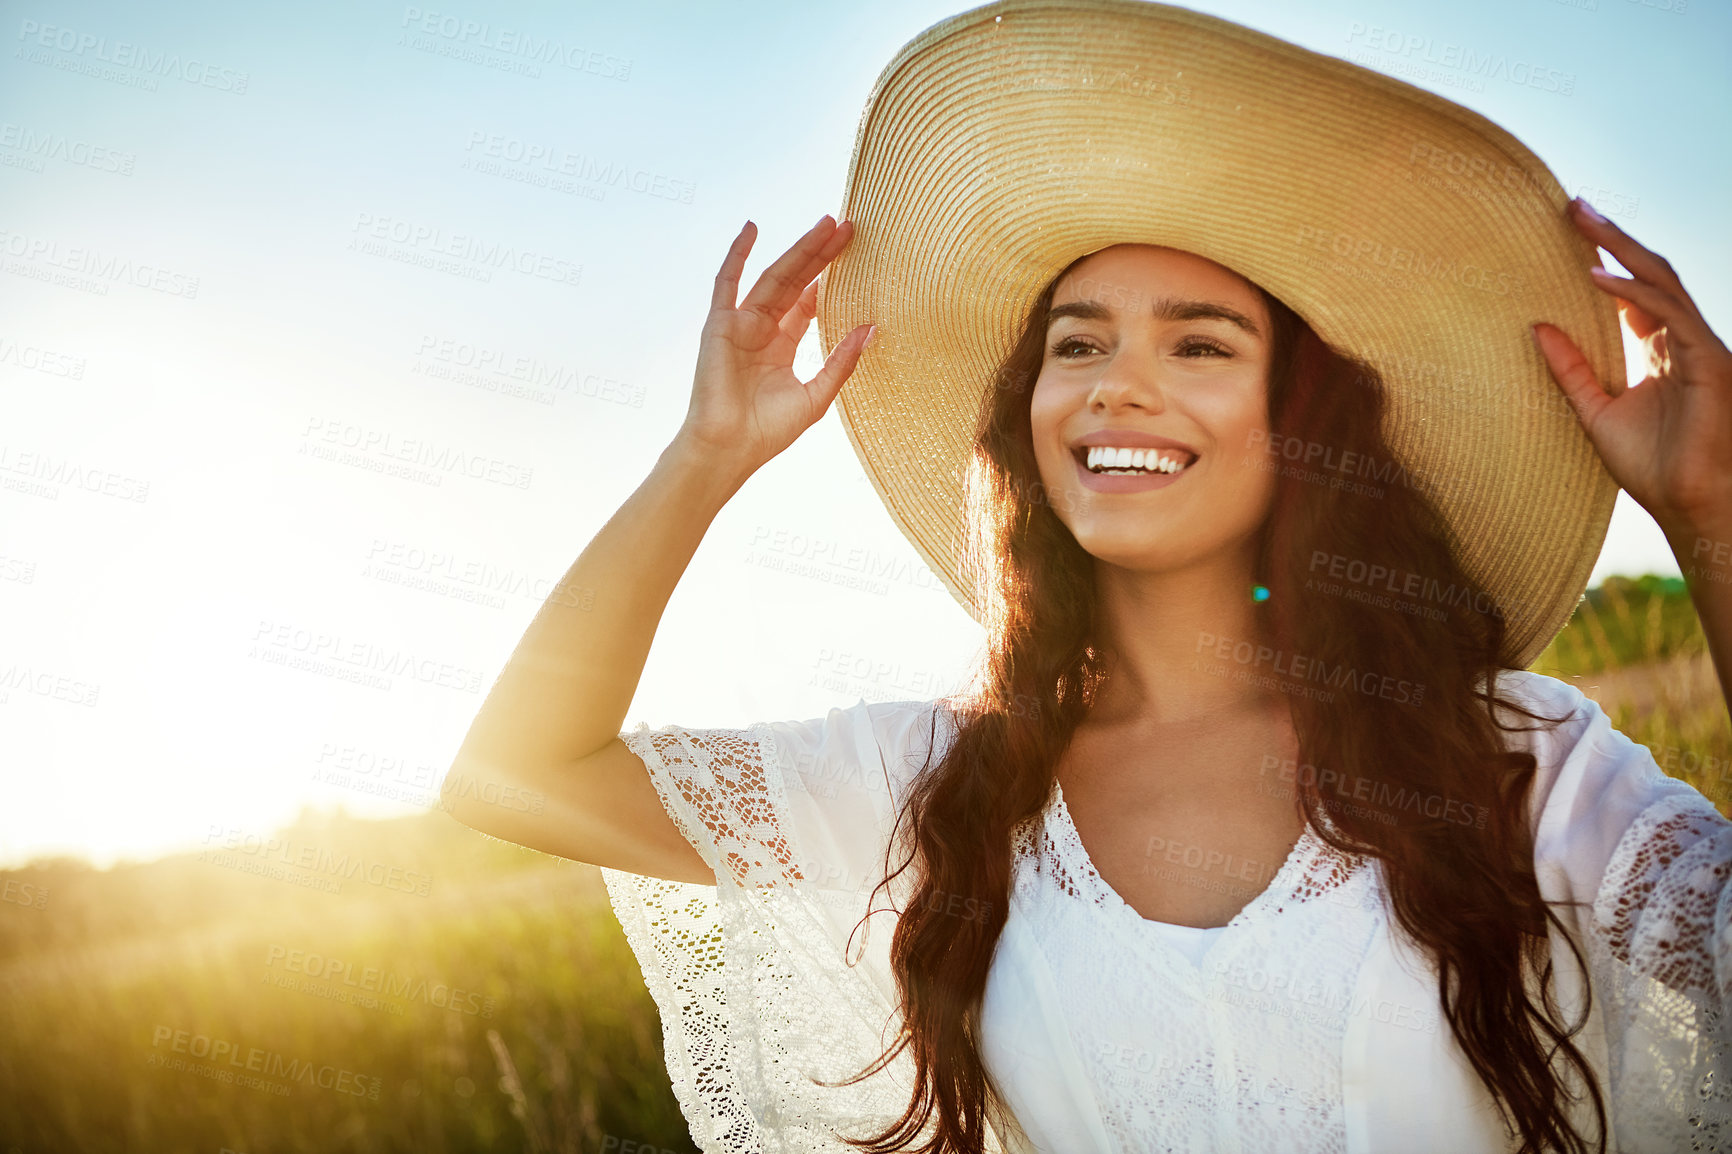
[[835, 254, 1606, 1153]]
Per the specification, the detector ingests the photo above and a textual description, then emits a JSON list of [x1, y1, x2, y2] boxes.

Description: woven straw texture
[[814, 0, 1623, 669]]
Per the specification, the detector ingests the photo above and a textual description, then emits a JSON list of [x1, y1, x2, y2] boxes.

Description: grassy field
[[1, 572, 1727, 1153], [0, 812, 698, 1154], [1527, 574, 1732, 811]]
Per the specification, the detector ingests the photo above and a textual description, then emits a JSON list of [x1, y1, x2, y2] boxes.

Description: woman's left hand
[[1532, 197, 1732, 538]]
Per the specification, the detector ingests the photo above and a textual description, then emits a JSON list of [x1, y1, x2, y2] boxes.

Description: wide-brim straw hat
[[814, 0, 1623, 670]]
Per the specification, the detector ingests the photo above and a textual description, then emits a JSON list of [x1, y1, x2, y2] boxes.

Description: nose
[[1085, 341, 1167, 414]]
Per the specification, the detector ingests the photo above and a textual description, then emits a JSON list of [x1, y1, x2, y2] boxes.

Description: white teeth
[[1083, 445, 1190, 474]]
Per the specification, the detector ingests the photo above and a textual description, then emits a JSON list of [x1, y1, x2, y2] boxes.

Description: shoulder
[[1486, 668, 1603, 808], [862, 694, 965, 760], [1489, 668, 1696, 867], [1486, 668, 1597, 756], [758, 695, 962, 798], [1488, 666, 1667, 772]]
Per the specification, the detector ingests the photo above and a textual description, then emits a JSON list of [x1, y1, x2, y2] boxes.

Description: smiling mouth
[[1072, 445, 1200, 476]]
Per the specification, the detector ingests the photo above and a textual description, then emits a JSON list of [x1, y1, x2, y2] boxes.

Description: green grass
[[1530, 574, 1707, 674], [1528, 573, 1731, 811], [0, 808, 697, 1154]]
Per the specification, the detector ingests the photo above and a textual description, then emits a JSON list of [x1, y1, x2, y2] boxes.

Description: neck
[[1089, 540, 1277, 725]]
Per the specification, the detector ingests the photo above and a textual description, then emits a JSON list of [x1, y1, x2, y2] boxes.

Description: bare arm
[[442, 214, 874, 881]]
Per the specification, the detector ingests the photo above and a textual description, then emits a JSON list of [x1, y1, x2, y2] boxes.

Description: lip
[[1069, 429, 1200, 457]]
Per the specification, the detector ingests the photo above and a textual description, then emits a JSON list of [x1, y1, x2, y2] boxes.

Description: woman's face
[[1029, 244, 1277, 575]]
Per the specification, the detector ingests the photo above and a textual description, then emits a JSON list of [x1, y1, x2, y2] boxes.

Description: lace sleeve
[[618, 696, 956, 893], [1503, 669, 1732, 1145], [600, 697, 988, 1154], [617, 723, 804, 888]]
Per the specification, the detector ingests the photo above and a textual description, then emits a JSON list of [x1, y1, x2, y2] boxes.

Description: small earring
[[1251, 584, 1271, 603]]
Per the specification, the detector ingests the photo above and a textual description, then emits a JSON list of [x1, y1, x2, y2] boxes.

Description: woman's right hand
[[676, 215, 875, 480]]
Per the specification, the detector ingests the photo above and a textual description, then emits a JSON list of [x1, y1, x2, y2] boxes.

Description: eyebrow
[[1046, 295, 1264, 340]]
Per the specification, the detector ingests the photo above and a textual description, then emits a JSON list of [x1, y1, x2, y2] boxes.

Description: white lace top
[[1142, 920, 1225, 967], [985, 783, 1376, 1154], [600, 669, 1732, 1153]]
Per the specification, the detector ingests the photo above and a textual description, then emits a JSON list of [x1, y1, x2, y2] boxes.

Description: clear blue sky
[[2, 0, 1727, 867]]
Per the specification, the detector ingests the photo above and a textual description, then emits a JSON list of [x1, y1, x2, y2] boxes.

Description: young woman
[[443, 3, 1732, 1152]]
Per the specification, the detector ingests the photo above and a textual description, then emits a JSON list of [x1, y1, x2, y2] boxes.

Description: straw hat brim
[[815, 0, 1622, 669]]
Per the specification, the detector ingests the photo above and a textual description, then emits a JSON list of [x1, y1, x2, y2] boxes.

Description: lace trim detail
[[1553, 722, 1732, 1145], [1594, 782, 1732, 1000], [1274, 830, 1364, 916], [1031, 780, 1366, 928], [1582, 779, 1732, 1145], [621, 723, 802, 888]]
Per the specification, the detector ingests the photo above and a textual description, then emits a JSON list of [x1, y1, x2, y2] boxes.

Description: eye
[[1178, 338, 1232, 358], [1049, 336, 1101, 359]]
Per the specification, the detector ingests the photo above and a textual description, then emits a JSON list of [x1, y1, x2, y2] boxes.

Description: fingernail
[[864, 324, 878, 346], [1574, 197, 1606, 223], [816, 213, 834, 229]]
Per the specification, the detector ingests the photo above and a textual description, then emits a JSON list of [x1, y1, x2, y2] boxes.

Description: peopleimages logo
[[462, 132, 696, 205], [148, 1025, 380, 1100], [0, 121, 136, 174], [300, 417, 533, 490], [1294, 224, 1526, 299], [348, 212, 581, 288], [413, 335, 645, 408], [16, 19, 250, 93], [0, 333, 86, 378], [0, 663, 101, 706], [0, 228, 200, 298], [1195, 631, 1426, 707], [1258, 754, 1487, 830], [0, 443, 149, 503], [249, 618, 487, 696], [364, 538, 593, 610], [398, 7, 632, 79], [201, 825, 434, 896], [1344, 22, 1576, 97], [263, 944, 496, 1018], [1305, 550, 1528, 622]]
